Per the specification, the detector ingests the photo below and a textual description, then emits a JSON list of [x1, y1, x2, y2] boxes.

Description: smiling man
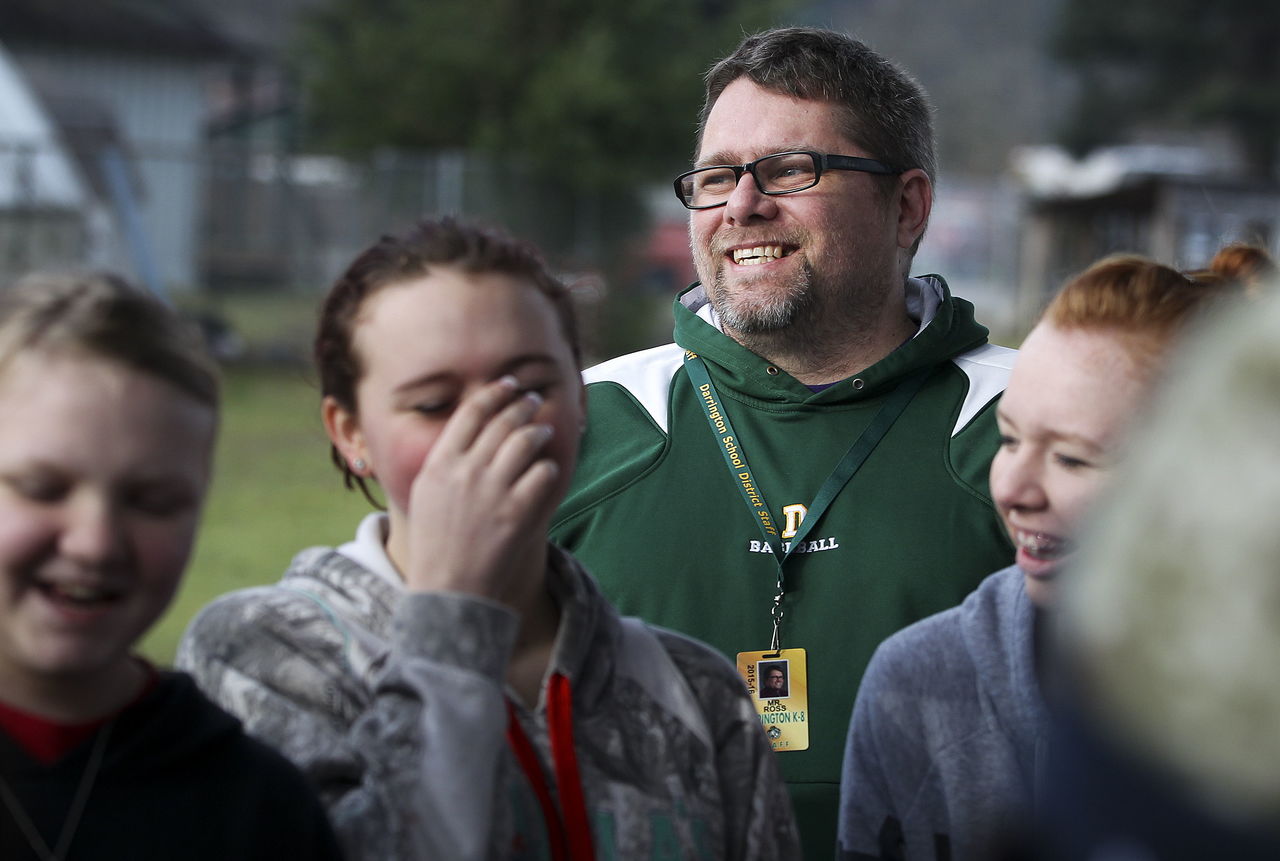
[[551, 27, 1015, 856]]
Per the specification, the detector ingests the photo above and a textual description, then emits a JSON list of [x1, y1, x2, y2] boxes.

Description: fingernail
[[498, 375, 520, 389], [524, 391, 544, 408]]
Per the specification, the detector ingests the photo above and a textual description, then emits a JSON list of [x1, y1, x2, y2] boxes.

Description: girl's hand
[[402, 376, 559, 600]]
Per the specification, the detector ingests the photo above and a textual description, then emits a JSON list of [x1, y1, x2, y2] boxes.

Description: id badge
[[736, 648, 810, 752]]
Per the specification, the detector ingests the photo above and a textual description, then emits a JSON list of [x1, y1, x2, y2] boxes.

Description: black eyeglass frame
[[673, 150, 905, 210]]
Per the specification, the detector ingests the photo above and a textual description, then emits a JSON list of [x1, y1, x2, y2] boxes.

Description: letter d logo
[[781, 503, 808, 539]]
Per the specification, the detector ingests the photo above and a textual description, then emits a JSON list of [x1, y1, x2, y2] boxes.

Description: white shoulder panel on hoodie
[[583, 341, 686, 434], [950, 343, 1017, 436]]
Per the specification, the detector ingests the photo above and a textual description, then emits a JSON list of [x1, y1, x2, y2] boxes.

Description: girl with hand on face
[[836, 246, 1271, 861], [0, 274, 341, 861], [178, 218, 799, 861]]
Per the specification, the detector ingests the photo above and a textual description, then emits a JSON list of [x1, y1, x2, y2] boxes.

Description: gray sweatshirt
[[837, 566, 1047, 860], [177, 513, 799, 860]]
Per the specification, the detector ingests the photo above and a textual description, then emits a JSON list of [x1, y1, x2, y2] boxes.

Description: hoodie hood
[[300, 512, 622, 716], [674, 274, 991, 402], [959, 566, 1050, 790]]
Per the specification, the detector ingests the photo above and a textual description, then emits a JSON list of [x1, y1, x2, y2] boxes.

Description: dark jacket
[[0, 672, 342, 861]]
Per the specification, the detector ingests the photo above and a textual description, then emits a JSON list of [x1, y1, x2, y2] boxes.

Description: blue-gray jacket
[[837, 566, 1047, 860]]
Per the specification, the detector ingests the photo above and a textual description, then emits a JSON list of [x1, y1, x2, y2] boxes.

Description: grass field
[[140, 363, 370, 664]]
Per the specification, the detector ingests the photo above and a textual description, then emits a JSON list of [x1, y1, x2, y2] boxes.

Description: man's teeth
[[732, 245, 787, 265]]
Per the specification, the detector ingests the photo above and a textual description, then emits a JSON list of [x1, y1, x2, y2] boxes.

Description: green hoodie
[[552, 275, 1016, 857]]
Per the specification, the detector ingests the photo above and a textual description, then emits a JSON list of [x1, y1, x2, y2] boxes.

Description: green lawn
[[140, 364, 372, 665]]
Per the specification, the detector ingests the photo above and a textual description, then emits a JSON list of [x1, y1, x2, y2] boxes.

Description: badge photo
[[736, 648, 810, 752]]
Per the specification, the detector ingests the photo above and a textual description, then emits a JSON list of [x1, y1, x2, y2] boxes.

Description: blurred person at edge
[[837, 245, 1273, 861], [0, 273, 341, 861], [549, 27, 1016, 856], [1038, 265, 1280, 859], [178, 218, 799, 860]]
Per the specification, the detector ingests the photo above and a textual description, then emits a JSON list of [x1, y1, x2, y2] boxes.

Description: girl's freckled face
[[990, 323, 1148, 606]]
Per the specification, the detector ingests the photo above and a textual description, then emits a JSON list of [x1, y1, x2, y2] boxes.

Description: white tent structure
[[0, 39, 92, 284], [0, 40, 86, 206]]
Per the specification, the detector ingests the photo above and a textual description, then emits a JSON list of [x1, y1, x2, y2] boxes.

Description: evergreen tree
[[299, 0, 788, 189], [1051, 0, 1280, 177]]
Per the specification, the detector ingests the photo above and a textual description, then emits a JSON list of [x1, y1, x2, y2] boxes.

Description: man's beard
[[709, 261, 819, 336]]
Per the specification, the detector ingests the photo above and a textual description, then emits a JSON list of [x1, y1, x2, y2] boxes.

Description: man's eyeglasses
[[673, 150, 903, 210]]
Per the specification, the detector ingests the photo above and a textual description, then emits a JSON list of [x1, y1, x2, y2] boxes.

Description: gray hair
[[698, 27, 936, 186]]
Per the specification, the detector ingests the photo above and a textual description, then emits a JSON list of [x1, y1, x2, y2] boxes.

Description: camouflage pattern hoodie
[[177, 513, 799, 860]]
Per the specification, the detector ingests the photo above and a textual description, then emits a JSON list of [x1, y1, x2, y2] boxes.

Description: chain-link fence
[[0, 135, 633, 294], [201, 143, 626, 294]]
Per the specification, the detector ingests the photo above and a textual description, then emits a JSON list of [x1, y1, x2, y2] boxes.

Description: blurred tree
[[298, 0, 789, 189], [1051, 0, 1280, 177]]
